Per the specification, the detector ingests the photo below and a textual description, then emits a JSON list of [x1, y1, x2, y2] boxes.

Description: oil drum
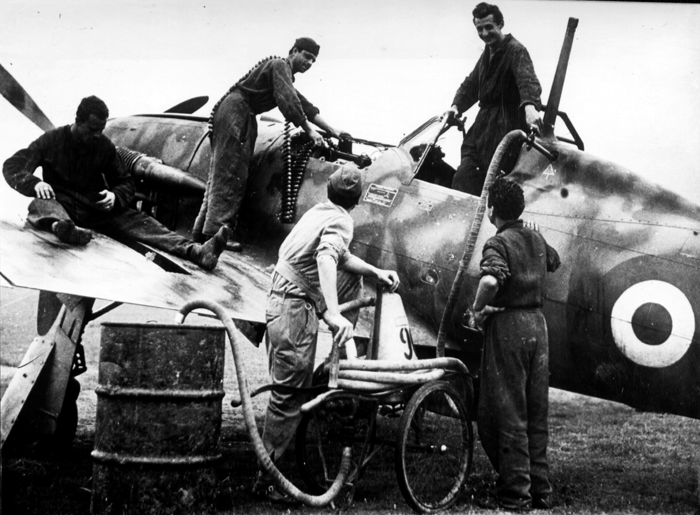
[[91, 322, 225, 515]]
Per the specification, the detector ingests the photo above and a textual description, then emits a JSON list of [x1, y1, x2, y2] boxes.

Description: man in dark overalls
[[447, 2, 543, 195], [193, 37, 350, 249], [471, 176, 561, 510]]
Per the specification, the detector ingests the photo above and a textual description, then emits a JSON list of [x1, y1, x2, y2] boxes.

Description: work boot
[[499, 499, 533, 512], [225, 240, 243, 252], [193, 226, 230, 270], [51, 220, 93, 245], [203, 228, 243, 252]]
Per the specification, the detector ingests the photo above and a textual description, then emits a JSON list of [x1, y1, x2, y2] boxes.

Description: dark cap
[[294, 37, 320, 57], [328, 165, 362, 198]]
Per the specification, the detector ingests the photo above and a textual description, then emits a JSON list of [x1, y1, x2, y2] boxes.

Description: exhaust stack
[[117, 146, 205, 194], [542, 17, 579, 137]]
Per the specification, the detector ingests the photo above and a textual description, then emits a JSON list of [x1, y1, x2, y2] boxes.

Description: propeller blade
[[0, 63, 55, 132], [163, 96, 209, 114]]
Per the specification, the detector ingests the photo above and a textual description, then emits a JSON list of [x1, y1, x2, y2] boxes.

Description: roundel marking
[[610, 280, 695, 368]]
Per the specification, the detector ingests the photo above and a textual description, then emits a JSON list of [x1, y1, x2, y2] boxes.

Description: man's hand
[[34, 181, 55, 199], [96, 190, 116, 211], [376, 269, 400, 293], [307, 128, 326, 147], [524, 104, 542, 136], [472, 305, 505, 332], [323, 310, 354, 346]]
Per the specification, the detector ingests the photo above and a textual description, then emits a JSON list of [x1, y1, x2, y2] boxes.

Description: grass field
[[1, 288, 699, 514]]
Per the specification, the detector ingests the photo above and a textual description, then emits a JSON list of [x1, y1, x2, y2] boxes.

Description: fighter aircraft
[[1, 17, 698, 453]]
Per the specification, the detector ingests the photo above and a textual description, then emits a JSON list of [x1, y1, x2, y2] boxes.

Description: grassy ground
[[2, 288, 699, 514]]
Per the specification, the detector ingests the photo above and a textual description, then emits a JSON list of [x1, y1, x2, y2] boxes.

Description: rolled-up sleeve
[[315, 215, 352, 264], [479, 236, 511, 286]]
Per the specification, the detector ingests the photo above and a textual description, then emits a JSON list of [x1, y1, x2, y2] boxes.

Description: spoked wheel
[[395, 380, 473, 513], [295, 393, 377, 504]]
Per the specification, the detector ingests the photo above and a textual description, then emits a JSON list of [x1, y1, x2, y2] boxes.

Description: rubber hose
[[339, 357, 468, 374], [337, 368, 445, 385], [436, 129, 527, 357], [176, 299, 352, 507]]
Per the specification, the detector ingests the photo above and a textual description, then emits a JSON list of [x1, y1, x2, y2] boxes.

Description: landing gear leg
[[1, 293, 94, 454]]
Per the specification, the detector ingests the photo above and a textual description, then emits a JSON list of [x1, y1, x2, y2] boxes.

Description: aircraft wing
[[0, 196, 270, 325]]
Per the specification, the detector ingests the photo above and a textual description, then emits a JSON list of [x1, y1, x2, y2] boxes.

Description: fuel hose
[[176, 299, 351, 507]]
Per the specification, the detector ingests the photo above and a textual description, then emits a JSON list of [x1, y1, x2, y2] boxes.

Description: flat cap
[[294, 37, 320, 57], [329, 165, 363, 198]]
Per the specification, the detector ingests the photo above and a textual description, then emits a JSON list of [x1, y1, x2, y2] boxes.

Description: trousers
[[260, 271, 362, 464], [193, 89, 258, 239], [451, 105, 521, 196], [28, 197, 196, 259], [478, 308, 552, 508]]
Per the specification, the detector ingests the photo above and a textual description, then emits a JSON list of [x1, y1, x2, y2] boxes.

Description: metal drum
[[91, 322, 225, 515]]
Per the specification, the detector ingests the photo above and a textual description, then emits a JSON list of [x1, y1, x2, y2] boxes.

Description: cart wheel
[[295, 395, 376, 496], [395, 380, 473, 513]]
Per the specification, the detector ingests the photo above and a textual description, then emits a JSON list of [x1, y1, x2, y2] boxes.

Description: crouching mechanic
[[470, 176, 560, 511], [253, 165, 400, 503], [2, 95, 229, 271]]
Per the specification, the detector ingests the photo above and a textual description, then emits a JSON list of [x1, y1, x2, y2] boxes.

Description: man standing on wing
[[448, 2, 543, 195], [193, 37, 350, 250]]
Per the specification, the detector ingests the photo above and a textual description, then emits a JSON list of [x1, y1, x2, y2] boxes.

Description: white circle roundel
[[610, 280, 695, 368]]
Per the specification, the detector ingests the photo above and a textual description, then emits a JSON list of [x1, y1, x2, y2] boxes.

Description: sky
[[1, 0, 699, 203]]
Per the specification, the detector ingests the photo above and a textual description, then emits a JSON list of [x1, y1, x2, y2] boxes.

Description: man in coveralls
[[253, 165, 400, 503], [193, 37, 350, 249], [471, 176, 560, 510], [448, 2, 543, 196], [3, 95, 229, 270]]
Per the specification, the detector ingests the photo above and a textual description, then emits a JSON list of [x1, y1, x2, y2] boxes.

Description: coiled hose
[[176, 298, 351, 507], [177, 298, 471, 506]]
